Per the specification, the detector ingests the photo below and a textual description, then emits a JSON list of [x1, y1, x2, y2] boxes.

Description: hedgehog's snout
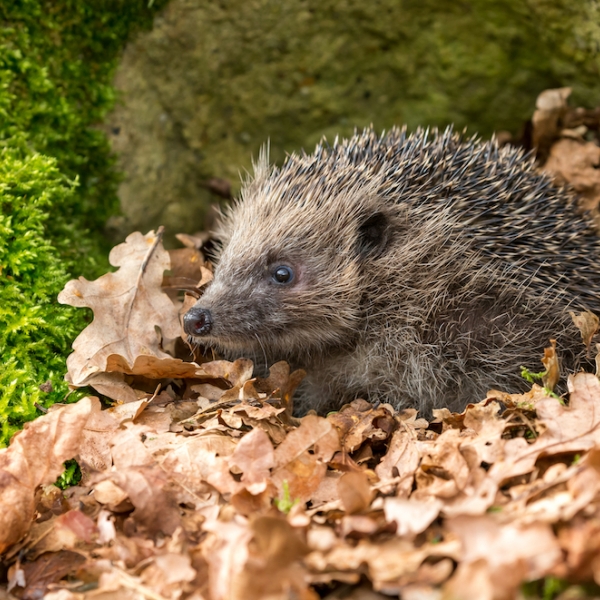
[[183, 306, 213, 337]]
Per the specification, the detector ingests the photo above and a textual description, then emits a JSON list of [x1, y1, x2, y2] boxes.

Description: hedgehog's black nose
[[183, 307, 213, 336]]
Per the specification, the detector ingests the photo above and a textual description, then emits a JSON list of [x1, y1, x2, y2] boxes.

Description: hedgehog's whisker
[[254, 333, 269, 374]]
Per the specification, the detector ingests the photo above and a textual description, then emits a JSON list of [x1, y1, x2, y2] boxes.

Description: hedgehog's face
[[183, 230, 363, 360], [183, 182, 391, 362]]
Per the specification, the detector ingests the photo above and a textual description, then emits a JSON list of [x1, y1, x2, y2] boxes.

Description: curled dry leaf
[[570, 310, 600, 354], [327, 400, 395, 452], [337, 471, 373, 514], [272, 414, 340, 502], [541, 338, 560, 391], [0, 398, 93, 552], [491, 373, 600, 484]]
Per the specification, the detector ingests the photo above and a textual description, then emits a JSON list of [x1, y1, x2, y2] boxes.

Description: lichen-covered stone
[[106, 0, 600, 238]]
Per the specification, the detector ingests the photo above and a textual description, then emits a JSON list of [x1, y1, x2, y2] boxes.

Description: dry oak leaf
[[337, 471, 373, 514], [228, 428, 275, 495], [97, 465, 182, 536], [306, 537, 460, 591], [414, 429, 470, 500], [272, 414, 340, 503], [383, 498, 442, 538], [543, 138, 600, 213], [139, 552, 197, 598], [24, 510, 97, 558], [490, 373, 600, 484], [163, 245, 213, 292], [444, 516, 562, 600], [9, 550, 86, 600], [514, 462, 600, 526], [58, 230, 202, 388], [159, 431, 239, 497], [202, 516, 315, 600], [570, 310, 600, 353], [327, 400, 395, 453], [375, 423, 421, 497], [0, 398, 94, 553]]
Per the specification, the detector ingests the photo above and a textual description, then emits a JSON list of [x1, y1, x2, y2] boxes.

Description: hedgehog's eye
[[272, 265, 294, 285]]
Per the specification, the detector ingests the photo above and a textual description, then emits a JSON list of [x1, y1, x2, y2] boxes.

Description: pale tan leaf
[[0, 398, 93, 552], [337, 471, 373, 514], [229, 429, 275, 495], [570, 310, 600, 353], [445, 516, 562, 599], [375, 423, 421, 496], [541, 339, 560, 391], [490, 373, 600, 484], [272, 415, 339, 502], [384, 498, 442, 537], [58, 230, 200, 386]]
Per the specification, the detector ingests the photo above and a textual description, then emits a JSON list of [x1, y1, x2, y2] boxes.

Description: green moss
[[0, 1, 168, 446], [0, 149, 80, 442]]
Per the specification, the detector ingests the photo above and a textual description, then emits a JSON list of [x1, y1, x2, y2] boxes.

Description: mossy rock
[[0, 1, 167, 446], [106, 0, 600, 239]]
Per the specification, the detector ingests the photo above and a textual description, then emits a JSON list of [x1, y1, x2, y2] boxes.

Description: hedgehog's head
[[183, 146, 393, 361]]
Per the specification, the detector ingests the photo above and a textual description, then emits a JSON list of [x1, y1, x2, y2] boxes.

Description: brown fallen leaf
[[202, 515, 314, 600], [414, 429, 470, 500], [25, 510, 97, 559], [383, 498, 442, 538], [570, 310, 600, 355], [306, 537, 459, 593], [272, 415, 340, 502], [490, 373, 600, 484], [375, 422, 421, 496], [96, 466, 183, 536], [327, 400, 395, 453], [543, 138, 600, 213], [139, 552, 198, 598], [164, 245, 213, 293], [201, 359, 254, 388], [444, 516, 562, 600], [58, 229, 204, 389], [0, 398, 93, 552], [531, 87, 571, 161], [542, 338, 560, 392], [229, 428, 275, 495], [9, 550, 86, 600], [337, 471, 373, 514]]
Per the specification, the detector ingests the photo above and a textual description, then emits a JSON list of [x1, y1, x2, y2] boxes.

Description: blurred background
[[103, 0, 600, 241]]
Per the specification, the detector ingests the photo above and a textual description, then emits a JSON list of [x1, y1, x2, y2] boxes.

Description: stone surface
[[104, 0, 600, 241]]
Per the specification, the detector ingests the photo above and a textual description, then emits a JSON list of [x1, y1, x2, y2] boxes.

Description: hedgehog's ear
[[357, 212, 389, 258]]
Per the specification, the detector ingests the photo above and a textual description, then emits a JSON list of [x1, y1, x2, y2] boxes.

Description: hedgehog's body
[[184, 128, 600, 415]]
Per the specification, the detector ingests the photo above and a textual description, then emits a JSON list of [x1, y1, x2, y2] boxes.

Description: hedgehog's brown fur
[[185, 127, 600, 415]]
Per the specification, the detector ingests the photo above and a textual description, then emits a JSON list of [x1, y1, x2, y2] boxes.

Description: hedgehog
[[183, 127, 600, 415]]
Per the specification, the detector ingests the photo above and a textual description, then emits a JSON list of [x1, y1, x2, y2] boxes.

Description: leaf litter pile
[[1, 230, 600, 600], [5, 90, 600, 600]]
